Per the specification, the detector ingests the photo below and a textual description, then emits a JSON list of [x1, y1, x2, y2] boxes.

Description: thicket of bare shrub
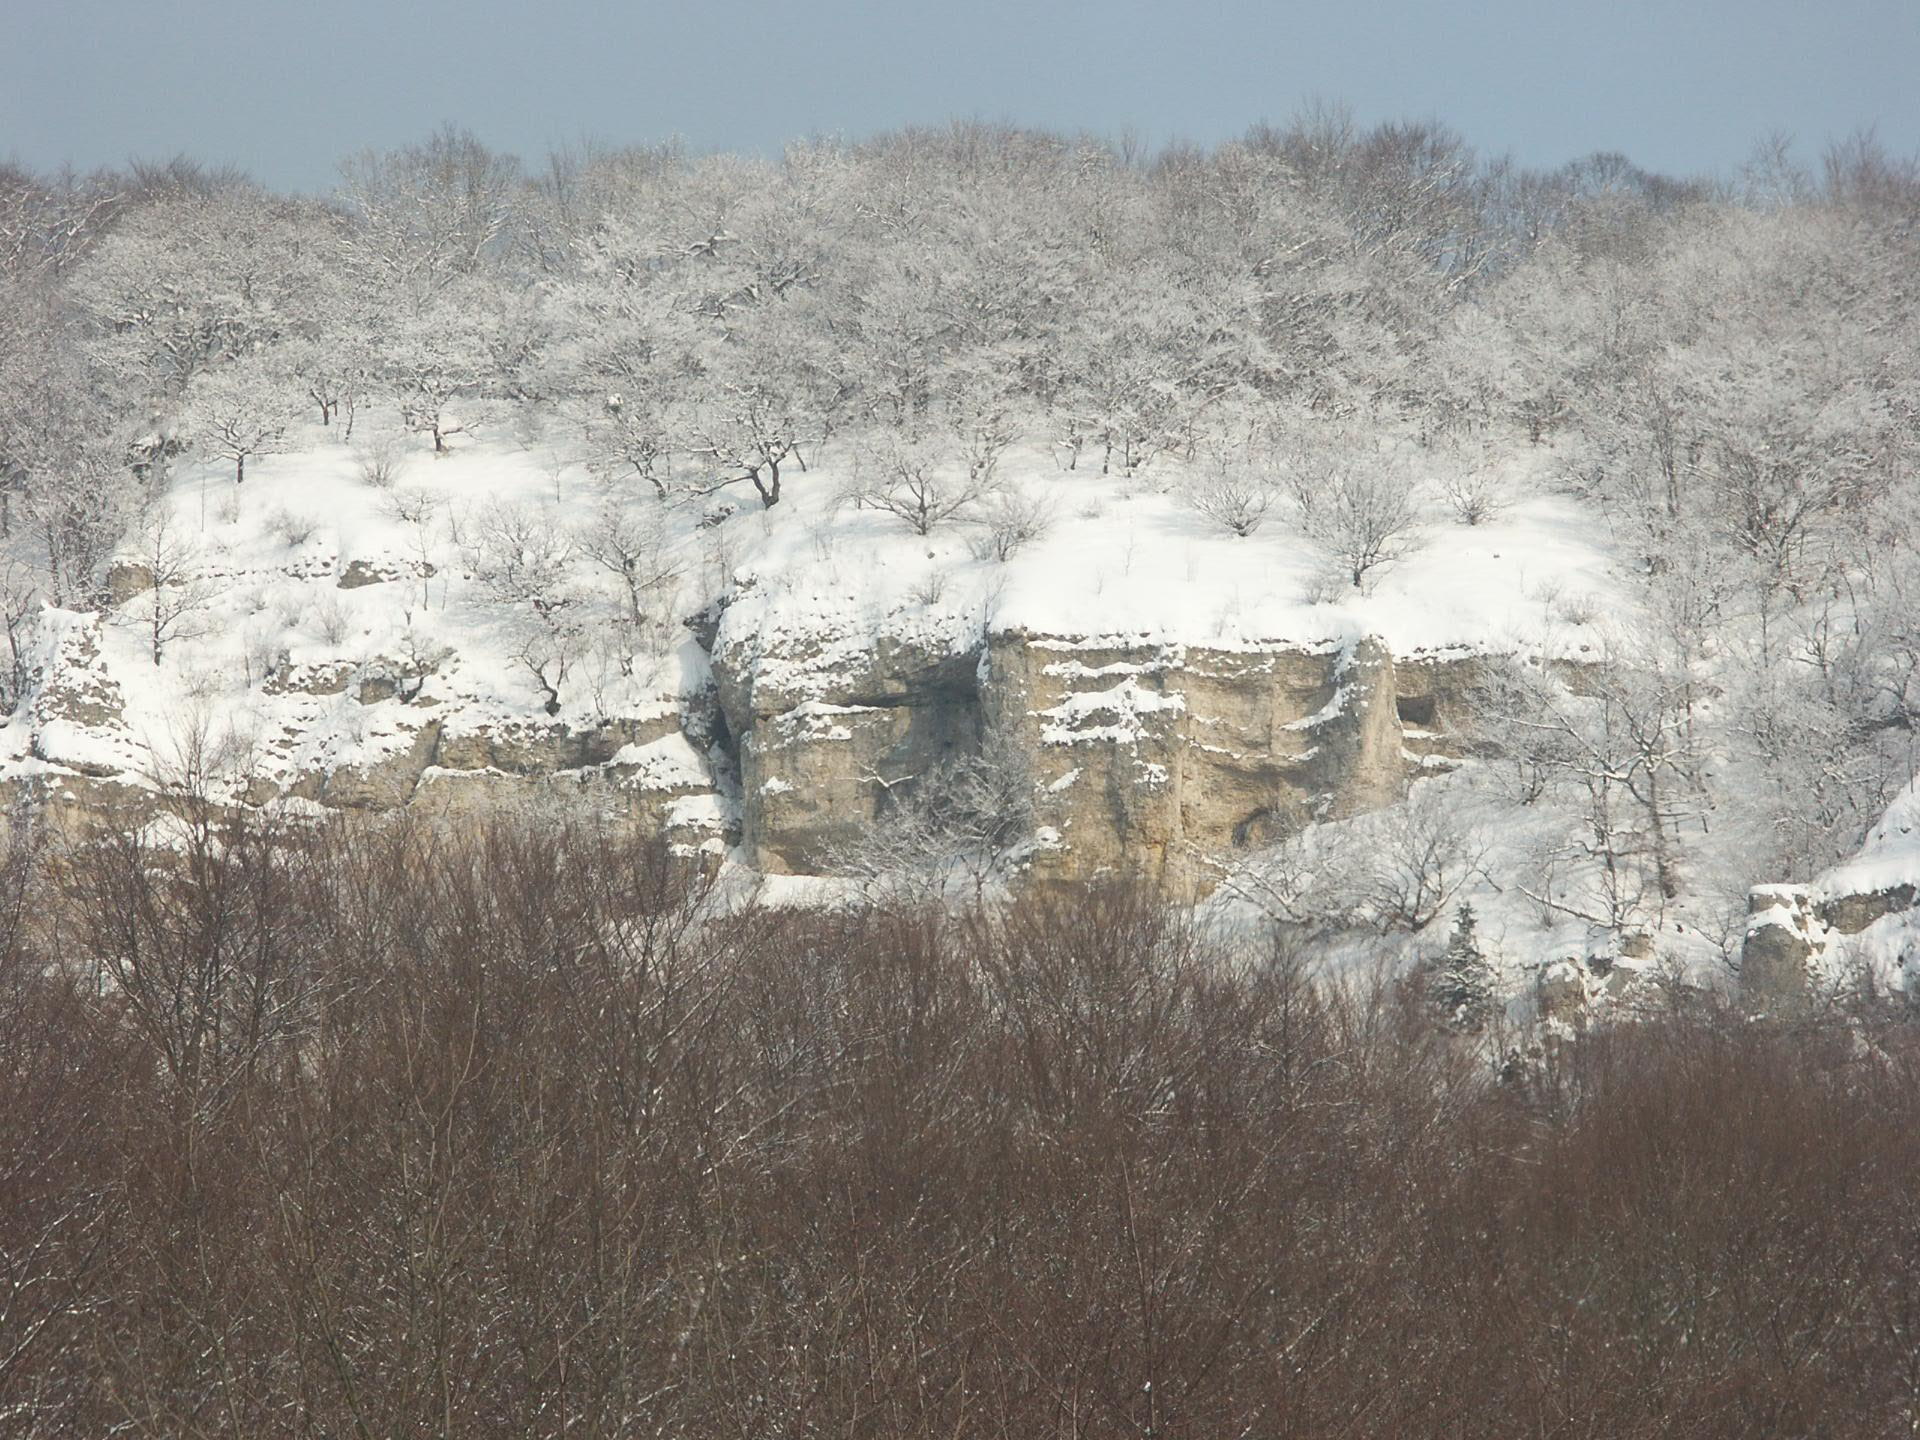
[[4, 808, 1920, 1437]]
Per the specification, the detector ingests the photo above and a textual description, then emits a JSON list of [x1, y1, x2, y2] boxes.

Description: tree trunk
[[236, 454, 246, 484], [1644, 766, 1679, 902], [751, 461, 781, 508]]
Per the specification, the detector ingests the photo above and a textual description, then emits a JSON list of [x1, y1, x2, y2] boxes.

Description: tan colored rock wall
[[1740, 881, 1920, 1010], [716, 622, 1480, 893], [985, 634, 1413, 893]]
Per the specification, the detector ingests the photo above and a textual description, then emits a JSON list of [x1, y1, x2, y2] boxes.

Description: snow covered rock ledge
[[1742, 782, 1920, 1009]]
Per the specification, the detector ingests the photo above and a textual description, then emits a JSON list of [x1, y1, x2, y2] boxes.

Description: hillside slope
[[11, 413, 1920, 1015]]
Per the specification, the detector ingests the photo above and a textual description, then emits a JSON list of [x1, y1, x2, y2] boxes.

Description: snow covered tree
[[0, 160, 122, 280], [583, 390, 677, 498], [383, 280, 507, 454], [542, 222, 700, 497], [337, 126, 520, 297], [1048, 257, 1220, 477], [183, 361, 301, 482], [0, 279, 143, 604], [840, 725, 1035, 901], [464, 501, 583, 714], [263, 266, 383, 435], [68, 187, 335, 398], [1284, 432, 1424, 590], [1426, 903, 1495, 1032], [683, 297, 842, 509], [19, 444, 134, 608], [516, 138, 689, 275], [0, 275, 124, 537], [0, 560, 37, 716]]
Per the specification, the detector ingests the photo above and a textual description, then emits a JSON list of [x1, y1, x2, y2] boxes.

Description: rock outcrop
[[711, 608, 1481, 892], [1741, 880, 1920, 1011], [1738, 778, 1920, 1009], [711, 607, 982, 874], [6, 610, 733, 851], [11, 582, 1487, 896], [989, 633, 1415, 889]]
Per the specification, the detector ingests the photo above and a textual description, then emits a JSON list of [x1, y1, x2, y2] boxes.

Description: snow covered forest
[[4, 115, 1919, 946], [4, 106, 1920, 1435]]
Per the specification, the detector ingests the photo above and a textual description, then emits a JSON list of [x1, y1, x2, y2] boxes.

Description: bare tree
[[1182, 428, 1278, 537], [511, 624, 578, 717], [1436, 462, 1509, 527], [1213, 783, 1485, 934], [846, 430, 995, 536], [573, 489, 682, 630], [124, 507, 214, 665], [841, 726, 1035, 900], [379, 487, 442, 609], [353, 431, 408, 489], [1284, 437, 1424, 589], [1475, 641, 1704, 928], [465, 501, 574, 610], [966, 489, 1053, 562]]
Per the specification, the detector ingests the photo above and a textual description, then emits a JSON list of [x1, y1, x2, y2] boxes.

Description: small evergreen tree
[[1429, 902, 1496, 1032]]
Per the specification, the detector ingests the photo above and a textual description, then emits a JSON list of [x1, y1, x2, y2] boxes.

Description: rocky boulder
[[1741, 886, 1834, 1012]]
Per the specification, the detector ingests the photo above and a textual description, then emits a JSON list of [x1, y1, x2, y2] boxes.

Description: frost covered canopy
[[0, 117, 1917, 988]]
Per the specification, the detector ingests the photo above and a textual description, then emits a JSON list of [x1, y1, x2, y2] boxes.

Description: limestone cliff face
[[985, 634, 1411, 889], [710, 606, 1481, 892], [13, 590, 1482, 893], [708, 605, 983, 874]]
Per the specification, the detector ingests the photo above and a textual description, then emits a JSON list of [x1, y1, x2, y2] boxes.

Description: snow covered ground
[[715, 438, 1616, 664], [6, 425, 705, 804]]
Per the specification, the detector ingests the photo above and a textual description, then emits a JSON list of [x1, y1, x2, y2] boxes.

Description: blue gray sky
[[4, 0, 1917, 190]]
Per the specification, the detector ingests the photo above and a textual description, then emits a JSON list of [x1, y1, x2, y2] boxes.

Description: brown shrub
[[1, 809, 1918, 1436]]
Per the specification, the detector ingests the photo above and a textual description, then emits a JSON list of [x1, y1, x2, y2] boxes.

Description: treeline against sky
[[1, 111, 1918, 897]]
